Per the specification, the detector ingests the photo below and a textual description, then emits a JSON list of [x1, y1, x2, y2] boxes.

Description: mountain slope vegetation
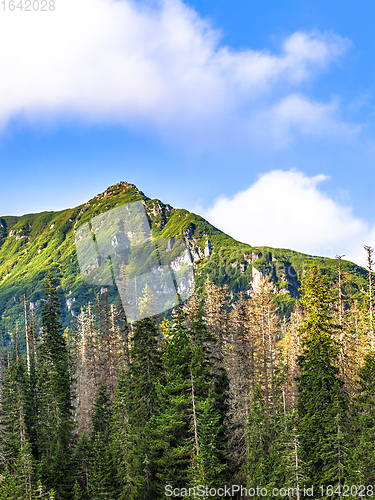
[[0, 181, 368, 331]]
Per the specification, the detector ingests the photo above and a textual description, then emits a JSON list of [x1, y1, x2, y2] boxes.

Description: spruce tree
[[280, 302, 303, 408], [87, 383, 115, 498], [226, 292, 256, 486], [203, 278, 230, 478], [245, 384, 272, 490], [0, 330, 39, 499], [296, 266, 350, 486], [36, 271, 74, 498], [189, 308, 228, 488], [0, 331, 29, 471], [151, 302, 227, 497], [89, 432, 114, 499], [111, 315, 165, 499], [111, 368, 133, 499], [0, 336, 53, 497], [272, 409, 307, 500], [72, 433, 91, 496], [151, 314, 194, 490], [76, 302, 96, 436], [353, 351, 375, 483]]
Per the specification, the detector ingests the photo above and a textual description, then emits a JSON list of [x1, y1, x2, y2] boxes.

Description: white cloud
[[256, 94, 361, 146], [0, 0, 354, 145], [202, 170, 375, 267]]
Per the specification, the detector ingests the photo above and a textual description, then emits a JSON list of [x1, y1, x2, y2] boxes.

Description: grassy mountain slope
[[0, 181, 369, 330]]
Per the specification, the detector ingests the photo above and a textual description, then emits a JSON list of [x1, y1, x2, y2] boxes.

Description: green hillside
[[0, 181, 369, 330]]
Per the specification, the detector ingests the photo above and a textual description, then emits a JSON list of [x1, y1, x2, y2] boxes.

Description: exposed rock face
[[170, 250, 192, 271], [182, 226, 214, 266], [184, 225, 194, 241], [167, 237, 175, 250], [82, 259, 100, 275], [66, 297, 76, 310], [145, 200, 172, 229], [191, 248, 202, 262], [183, 226, 203, 265], [249, 250, 300, 298], [251, 265, 266, 294], [204, 239, 213, 257], [149, 201, 165, 216], [250, 252, 276, 295], [177, 278, 188, 293]]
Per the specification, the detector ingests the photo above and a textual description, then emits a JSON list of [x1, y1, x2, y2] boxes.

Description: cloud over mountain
[[0, 0, 355, 147], [203, 170, 375, 266]]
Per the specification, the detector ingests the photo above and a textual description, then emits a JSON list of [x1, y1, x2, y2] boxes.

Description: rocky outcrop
[[96, 181, 139, 200], [66, 297, 76, 310], [251, 266, 266, 294], [183, 225, 214, 265], [204, 239, 213, 257], [167, 237, 175, 250]]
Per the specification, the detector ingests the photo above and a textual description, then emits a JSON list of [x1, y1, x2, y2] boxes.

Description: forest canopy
[[0, 250, 375, 499]]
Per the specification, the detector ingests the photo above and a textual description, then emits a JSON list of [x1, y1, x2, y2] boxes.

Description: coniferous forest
[[1, 252, 375, 499]]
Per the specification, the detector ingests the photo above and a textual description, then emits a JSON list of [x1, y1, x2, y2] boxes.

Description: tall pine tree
[[111, 314, 165, 500], [35, 271, 75, 498], [296, 266, 350, 486]]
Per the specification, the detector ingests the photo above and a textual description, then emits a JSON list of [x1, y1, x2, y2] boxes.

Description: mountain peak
[[95, 181, 142, 200]]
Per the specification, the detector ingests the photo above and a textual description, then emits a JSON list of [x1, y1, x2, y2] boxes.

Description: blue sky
[[1, 0, 375, 265]]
